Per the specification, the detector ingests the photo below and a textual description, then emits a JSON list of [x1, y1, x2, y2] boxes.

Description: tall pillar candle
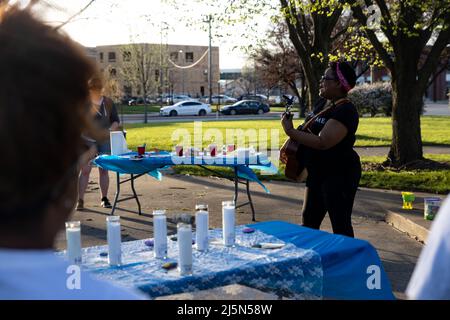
[[195, 205, 209, 251], [222, 201, 235, 247], [65, 221, 82, 265], [177, 223, 193, 275], [153, 210, 168, 259], [106, 216, 122, 266]]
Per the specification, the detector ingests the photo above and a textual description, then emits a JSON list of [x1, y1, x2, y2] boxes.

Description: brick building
[[87, 43, 220, 98]]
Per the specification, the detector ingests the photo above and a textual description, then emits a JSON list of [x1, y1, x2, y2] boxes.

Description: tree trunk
[[388, 79, 424, 166], [304, 63, 326, 112], [143, 91, 148, 124]]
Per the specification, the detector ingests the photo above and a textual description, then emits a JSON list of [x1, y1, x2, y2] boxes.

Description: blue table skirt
[[93, 152, 278, 193], [250, 221, 395, 300]]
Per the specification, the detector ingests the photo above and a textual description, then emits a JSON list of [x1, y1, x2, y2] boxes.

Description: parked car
[[210, 95, 237, 104], [128, 97, 143, 106], [121, 96, 132, 105], [237, 94, 268, 102], [165, 94, 197, 104], [131, 97, 155, 105], [160, 101, 212, 116], [220, 100, 270, 115]]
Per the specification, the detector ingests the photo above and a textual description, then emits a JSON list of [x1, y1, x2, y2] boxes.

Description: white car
[[160, 101, 212, 117]]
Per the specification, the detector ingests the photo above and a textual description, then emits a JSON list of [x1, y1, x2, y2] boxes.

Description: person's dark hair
[[0, 5, 99, 225], [329, 61, 357, 91]]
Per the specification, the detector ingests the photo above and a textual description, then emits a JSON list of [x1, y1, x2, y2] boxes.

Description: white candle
[[222, 201, 236, 247], [195, 210, 209, 251], [153, 210, 168, 259], [65, 221, 82, 264], [107, 216, 122, 266], [177, 223, 193, 275]]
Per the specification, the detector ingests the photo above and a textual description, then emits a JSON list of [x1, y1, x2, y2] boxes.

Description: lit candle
[[106, 216, 122, 266], [195, 204, 209, 251], [222, 201, 235, 247], [177, 223, 193, 275], [153, 210, 168, 259], [65, 221, 82, 265]]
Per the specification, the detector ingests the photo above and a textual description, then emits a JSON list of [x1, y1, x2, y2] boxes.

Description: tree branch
[[349, 1, 395, 72], [55, 0, 96, 30], [374, 0, 397, 46], [418, 23, 450, 91]]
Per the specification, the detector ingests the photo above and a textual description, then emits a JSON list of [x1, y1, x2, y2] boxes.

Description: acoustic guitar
[[280, 98, 349, 182]]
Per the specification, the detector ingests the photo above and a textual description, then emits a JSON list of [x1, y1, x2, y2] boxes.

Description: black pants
[[302, 169, 361, 238]]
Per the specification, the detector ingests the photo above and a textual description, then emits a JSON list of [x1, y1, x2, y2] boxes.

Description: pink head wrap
[[336, 62, 353, 93]]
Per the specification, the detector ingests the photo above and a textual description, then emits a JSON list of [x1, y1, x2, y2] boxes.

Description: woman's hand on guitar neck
[[281, 112, 295, 135]]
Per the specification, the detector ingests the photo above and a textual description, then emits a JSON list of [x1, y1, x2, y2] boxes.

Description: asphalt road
[[121, 102, 449, 124], [121, 111, 282, 124]]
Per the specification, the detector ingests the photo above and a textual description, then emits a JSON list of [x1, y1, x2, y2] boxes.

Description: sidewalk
[[385, 198, 442, 244]]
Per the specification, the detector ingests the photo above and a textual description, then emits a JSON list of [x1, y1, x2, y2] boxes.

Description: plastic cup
[[424, 197, 441, 220], [175, 145, 183, 157], [209, 144, 217, 157], [137, 145, 145, 156]]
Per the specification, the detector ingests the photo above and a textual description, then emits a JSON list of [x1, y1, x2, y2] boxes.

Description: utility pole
[[208, 15, 212, 105], [160, 22, 168, 110]]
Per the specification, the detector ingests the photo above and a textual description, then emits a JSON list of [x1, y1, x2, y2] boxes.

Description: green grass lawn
[[123, 116, 450, 151], [123, 117, 450, 194], [118, 104, 162, 114], [172, 154, 450, 194]]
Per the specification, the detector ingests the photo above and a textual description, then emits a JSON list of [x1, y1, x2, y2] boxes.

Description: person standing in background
[[76, 76, 120, 211]]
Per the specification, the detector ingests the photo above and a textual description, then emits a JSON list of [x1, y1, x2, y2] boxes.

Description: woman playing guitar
[[281, 61, 360, 238]]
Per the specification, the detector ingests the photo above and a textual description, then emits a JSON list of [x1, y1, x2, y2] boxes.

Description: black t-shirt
[[82, 97, 120, 149], [303, 100, 361, 181], [94, 97, 120, 130]]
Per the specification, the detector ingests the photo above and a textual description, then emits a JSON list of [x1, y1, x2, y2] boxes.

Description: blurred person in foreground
[[0, 3, 145, 299], [407, 194, 450, 300]]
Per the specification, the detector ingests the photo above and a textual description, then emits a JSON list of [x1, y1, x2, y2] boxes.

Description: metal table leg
[[246, 179, 256, 222], [110, 172, 146, 215], [233, 167, 239, 204], [130, 174, 142, 215], [110, 172, 120, 215]]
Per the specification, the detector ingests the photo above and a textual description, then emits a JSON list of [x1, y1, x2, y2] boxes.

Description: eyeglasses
[[320, 76, 338, 82]]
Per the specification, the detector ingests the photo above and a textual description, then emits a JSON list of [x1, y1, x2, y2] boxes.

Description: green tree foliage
[[347, 0, 450, 167]]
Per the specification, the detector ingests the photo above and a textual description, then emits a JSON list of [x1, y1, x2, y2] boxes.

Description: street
[[120, 101, 450, 124]]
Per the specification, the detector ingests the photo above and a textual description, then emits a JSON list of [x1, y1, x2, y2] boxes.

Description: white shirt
[[0, 249, 147, 300], [407, 194, 450, 300]]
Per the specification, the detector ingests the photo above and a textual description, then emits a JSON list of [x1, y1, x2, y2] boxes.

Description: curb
[[385, 211, 429, 244]]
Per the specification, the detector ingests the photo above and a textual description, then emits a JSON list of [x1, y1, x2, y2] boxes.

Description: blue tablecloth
[[251, 221, 395, 300], [68, 226, 323, 300], [93, 151, 278, 193]]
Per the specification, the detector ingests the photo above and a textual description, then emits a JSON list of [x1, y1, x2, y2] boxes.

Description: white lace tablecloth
[[62, 226, 323, 299]]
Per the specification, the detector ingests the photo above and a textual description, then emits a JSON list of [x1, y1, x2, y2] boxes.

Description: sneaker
[[75, 199, 84, 211], [101, 197, 112, 208]]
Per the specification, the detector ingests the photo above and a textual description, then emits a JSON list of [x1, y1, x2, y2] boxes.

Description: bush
[[349, 82, 392, 117]]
